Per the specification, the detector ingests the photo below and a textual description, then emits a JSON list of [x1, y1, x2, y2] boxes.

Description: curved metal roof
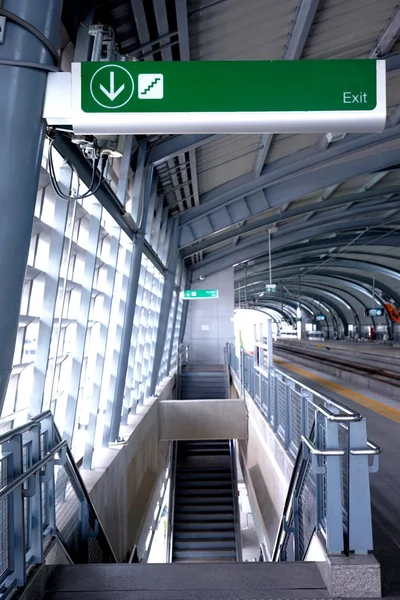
[[64, 0, 400, 321]]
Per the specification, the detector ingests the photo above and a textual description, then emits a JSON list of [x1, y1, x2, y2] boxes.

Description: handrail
[[53, 424, 118, 562], [272, 425, 313, 561], [0, 440, 67, 500], [254, 363, 362, 421], [301, 435, 345, 456], [166, 441, 178, 563], [229, 342, 380, 559], [350, 440, 382, 456], [0, 410, 53, 445], [229, 440, 242, 562]]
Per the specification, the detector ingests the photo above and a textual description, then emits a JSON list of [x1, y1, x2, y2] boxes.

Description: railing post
[[40, 417, 56, 536], [285, 381, 294, 451], [324, 417, 344, 554], [6, 434, 26, 586], [348, 418, 374, 553], [273, 373, 280, 433], [23, 426, 43, 563], [267, 367, 273, 423], [301, 390, 312, 437]]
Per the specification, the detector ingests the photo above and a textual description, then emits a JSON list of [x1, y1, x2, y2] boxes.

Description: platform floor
[[276, 356, 400, 596]]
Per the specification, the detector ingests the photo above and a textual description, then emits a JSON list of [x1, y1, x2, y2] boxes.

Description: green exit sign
[[266, 284, 277, 293], [67, 60, 386, 134], [182, 290, 219, 300]]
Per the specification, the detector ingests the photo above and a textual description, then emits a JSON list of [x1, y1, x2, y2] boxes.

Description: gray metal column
[[179, 269, 192, 343], [166, 267, 184, 373], [0, 0, 63, 411], [150, 219, 180, 396], [109, 146, 152, 443]]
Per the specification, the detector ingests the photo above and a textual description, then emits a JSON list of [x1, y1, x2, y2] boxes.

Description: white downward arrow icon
[[99, 71, 125, 101]]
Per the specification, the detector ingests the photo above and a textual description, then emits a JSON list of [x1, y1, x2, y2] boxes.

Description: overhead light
[[268, 226, 278, 234]]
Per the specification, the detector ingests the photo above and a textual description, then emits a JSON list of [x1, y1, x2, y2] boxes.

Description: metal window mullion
[[62, 202, 102, 447], [149, 203, 164, 249], [144, 180, 158, 244], [82, 228, 120, 469], [165, 290, 177, 377], [155, 208, 169, 257], [134, 266, 154, 403], [30, 185, 70, 416], [126, 266, 147, 417], [141, 271, 160, 402], [146, 274, 165, 396], [159, 220, 172, 265], [102, 244, 132, 446]]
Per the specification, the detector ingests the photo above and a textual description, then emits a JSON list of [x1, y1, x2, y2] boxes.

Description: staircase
[[171, 440, 240, 563], [179, 365, 226, 399], [43, 563, 330, 600]]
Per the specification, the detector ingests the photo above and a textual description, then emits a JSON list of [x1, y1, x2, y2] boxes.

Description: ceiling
[[62, 0, 400, 326]]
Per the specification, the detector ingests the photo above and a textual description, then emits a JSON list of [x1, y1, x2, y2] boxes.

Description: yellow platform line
[[274, 357, 400, 424]]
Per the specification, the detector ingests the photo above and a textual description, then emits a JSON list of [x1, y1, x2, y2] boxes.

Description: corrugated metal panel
[[303, 0, 400, 59], [267, 133, 321, 163], [188, 0, 298, 60], [196, 135, 260, 193], [387, 72, 400, 116]]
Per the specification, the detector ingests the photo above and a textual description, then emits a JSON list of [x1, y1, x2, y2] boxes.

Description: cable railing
[[0, 411, 116, 600], [227, 342, 381, 558]]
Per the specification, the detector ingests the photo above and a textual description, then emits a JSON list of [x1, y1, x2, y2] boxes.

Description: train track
[[274, 343, 400, 388]]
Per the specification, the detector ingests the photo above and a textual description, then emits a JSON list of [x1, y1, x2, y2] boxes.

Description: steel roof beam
[[191, 210, 400, 277], [181, 186, 400, 253], [370, 7, 400, 58], [235, 233, 400, 276], [253, 1, 319, 177], [285, 0, 320, 59], [180, 123, 400, 232], [150, 134, 216, 165]]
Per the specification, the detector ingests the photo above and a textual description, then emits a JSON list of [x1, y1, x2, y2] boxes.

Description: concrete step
[[44, 563, 329, 600]]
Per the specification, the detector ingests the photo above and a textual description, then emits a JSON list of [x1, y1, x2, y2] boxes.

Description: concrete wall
[[158, 399, 247, 440], [231, 370, 293, 558], [184, 269, 234, 365], [82, 375, 175, 561]]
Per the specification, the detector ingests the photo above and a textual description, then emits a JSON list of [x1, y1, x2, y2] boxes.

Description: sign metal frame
[[43, 60, 386, 135]]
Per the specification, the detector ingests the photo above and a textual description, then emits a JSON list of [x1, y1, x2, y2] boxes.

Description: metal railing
[[177, 344, 189, 399], [166, 441, 178, 563], [228, 343, 381, 558], [0, 411, 116, 599], [229, 440, 242, 562]]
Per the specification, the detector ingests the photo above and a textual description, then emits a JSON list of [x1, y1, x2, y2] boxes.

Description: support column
[[179, 269, 192, 343], [109, 145, 151, 443], [166, 270, 183, 374], [0, 0, 63, 411], [149, 220, 180, 396]]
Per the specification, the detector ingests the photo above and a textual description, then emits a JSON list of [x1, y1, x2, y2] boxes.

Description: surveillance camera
[[199, 275, 205, 281]]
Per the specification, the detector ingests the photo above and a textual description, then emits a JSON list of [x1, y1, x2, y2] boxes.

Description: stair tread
[[45, 563, 328, 594]]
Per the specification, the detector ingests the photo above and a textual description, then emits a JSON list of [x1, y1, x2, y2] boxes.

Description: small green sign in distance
[[266, 284, 277, 293], [182, 290, 219, 299]]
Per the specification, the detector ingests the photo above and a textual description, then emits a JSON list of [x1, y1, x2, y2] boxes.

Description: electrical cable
[[0, 7, 59, 66], [48, 138, 108, 201]]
